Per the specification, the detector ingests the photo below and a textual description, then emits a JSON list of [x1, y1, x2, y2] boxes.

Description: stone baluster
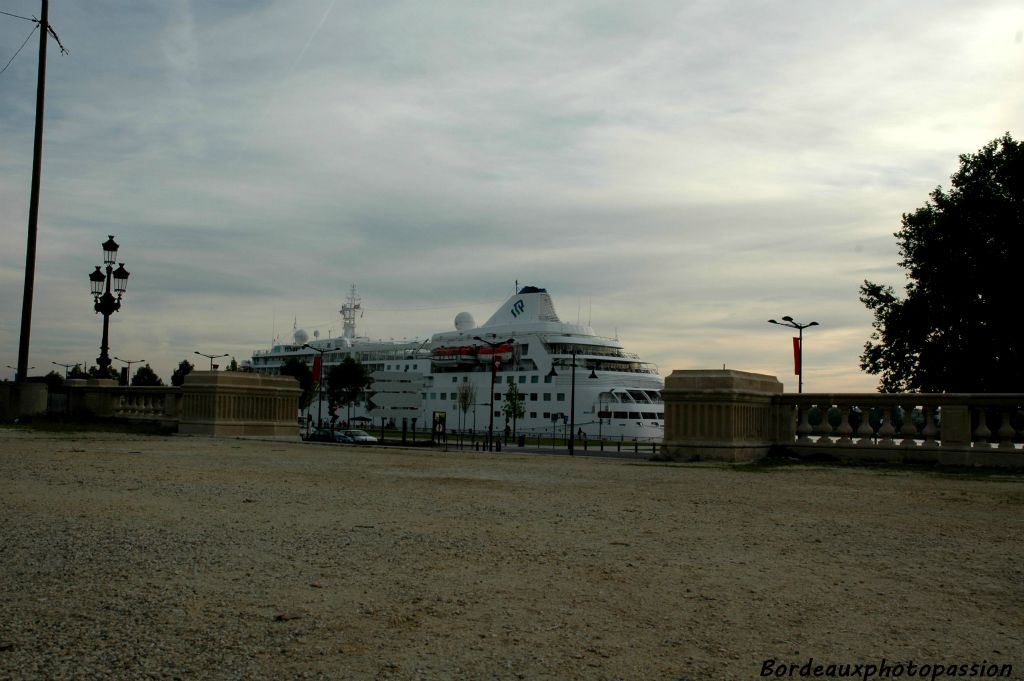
[[920, 406, 938, 447], [835, 404, 854, 445], [814, 404, 834, 442], [855, 407, 874, 445], [877, 407, 896, 446], [972, 408, 991, 446], [796, 407, 813, 442], [899, 404, 919, 447], [996, 410, 1016, 449]]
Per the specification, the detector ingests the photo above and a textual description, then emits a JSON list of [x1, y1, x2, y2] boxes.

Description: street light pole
[[302, 343, 327, 429], [768, 316, 819, 393], [52, 361, 73, 379], [474, 335, 513, 452], [90, 236, 130, 375], [113, 356, 144, 385], [194, 351, 228, 371]]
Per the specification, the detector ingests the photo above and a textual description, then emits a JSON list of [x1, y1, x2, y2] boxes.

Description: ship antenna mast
[[340, 284, 361, 339]]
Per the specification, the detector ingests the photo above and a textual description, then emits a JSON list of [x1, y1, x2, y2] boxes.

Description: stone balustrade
[[662, 370, 1023, 468], [8, 372, 301, 439], [780, 393, 1023, 467]]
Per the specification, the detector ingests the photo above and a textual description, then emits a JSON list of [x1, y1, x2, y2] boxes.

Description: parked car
[[306, 429, 353, 444], [341, 429, 378, 443]]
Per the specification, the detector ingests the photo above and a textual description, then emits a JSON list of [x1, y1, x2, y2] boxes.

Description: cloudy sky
[[1, 1, 1021, 391]]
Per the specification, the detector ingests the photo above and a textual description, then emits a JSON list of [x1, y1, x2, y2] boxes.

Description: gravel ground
[[1, 429, 1022, 681]]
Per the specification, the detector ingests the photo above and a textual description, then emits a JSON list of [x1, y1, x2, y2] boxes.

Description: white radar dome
[[454, 312, 476, 331], [293, 328, 309, 345]]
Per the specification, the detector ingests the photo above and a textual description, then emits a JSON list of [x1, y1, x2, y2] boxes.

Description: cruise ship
[[246, 285, 664, 441]]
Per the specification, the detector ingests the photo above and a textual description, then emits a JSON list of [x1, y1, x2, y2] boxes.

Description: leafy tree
[[456, 381, 477, 431], [327, 357, 372, 414], [228, 357, 239, 371], [501, 381, 525, 436], [170, 360, 194, 387], [280, 358, 315, 409], [132, 364, 164, 387], [860, 133, 1023, 392], [40, 370, 65, 390], [67, 364, 89, 380]]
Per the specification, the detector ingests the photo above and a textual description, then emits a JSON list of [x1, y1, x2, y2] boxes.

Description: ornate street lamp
[[768, 316, 819, 393], [474, 335, 513, 452], [90, 235, 129, 374]]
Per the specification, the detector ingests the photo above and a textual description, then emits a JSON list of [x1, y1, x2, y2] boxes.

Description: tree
[[502, 381, 525, 436], [327, 357, 372, 416], [228, 357, 238, 372], [860, 133, 1023, 392], [456, 382, 477, 431], [67, 364, 89, 380], [88, 364, 119, 381], [171, 360, 194, 387], [280, 358, 315, 409], [39, 370, 64, 390], [132, 364, 164, 387]]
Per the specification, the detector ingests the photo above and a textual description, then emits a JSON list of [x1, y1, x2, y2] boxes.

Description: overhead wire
[[0, 21, 37, 75]]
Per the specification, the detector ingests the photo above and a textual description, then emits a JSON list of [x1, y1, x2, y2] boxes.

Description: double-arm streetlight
[[474, 335, 513, 451], [768, 316, 819, 393], [7, 364, 34, 381], [89, 236, 130, 374], [113, 356, 144, 385], [52, 361, 74, 379], [546, 346, 597, 456], [194, 351, 228, 371]]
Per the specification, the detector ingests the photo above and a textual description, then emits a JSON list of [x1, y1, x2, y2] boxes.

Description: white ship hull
[[246, 286, 664, 442]]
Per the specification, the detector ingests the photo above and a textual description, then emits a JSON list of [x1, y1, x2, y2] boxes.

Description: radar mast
[[340, 285, 362, 339]]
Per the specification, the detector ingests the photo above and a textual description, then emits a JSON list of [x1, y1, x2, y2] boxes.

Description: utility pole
[[16, 0, 49, 384]]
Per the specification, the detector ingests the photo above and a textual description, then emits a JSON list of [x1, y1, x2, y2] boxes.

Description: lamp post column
[[568, 348, 576, 456]]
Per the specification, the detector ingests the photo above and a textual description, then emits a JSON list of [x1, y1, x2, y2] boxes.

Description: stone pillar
[[0, 382, 48, 420], [661, 369, 785, 462], [179, 371, 301, 438]]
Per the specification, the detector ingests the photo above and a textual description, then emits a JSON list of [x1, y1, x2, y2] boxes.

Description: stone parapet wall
[[661, 369, 786, 462], [179, 371, 301, 439]]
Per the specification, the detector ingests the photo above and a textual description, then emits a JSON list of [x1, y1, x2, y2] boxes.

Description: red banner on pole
[[312, 355, 322, 382], [792, 337, 801, 376]]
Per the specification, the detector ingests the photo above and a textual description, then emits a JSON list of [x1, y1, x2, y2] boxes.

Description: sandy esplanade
[[1, 429, 1021, 681]]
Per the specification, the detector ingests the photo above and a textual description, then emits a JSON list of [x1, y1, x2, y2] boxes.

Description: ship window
[[544, 375, 552, 384], [530, 412, 537, 419], [518, 376, 526, 384], [494, 393, 501, 401], [530, 393, 538, 401], [520, 344, 528, 355], [542, 393, 550, 401], [629, 412, 642, 419], [598, 410, 611, 419], [531, 375, 539, 383], [452, 376, 458, 383], [507, 376, 514, 384], [642, 412, 657, 419], [430, 393, 436, 400], [440, 393, 447, 400], [613, 411, 628, 419], [542, 412, 550, 419]]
